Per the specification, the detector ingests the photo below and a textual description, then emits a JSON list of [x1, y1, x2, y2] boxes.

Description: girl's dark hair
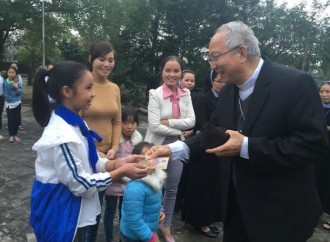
[[32, 61, 88, 127], [319, 81, 330, 90], [132, 142, 154, 155], [160, 56, 183, 73], [122, 107, 139, 125], [7, 66, 17, 75], [3, 66, 17, 79], [88, 41, 116, 71], [181, 69, 195, 79]]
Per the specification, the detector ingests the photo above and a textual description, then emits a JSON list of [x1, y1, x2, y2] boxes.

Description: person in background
[[179, 70, 197, 139], [144, 56, 195, 242], [81, 41, 122, 241], [30, 61, 148, 242], [3, 66, 22, 143], [181, 70, 225, 238], [146, 21, 329, 242], [104, 107, 143, 242], [0, 75, 4, 140], [120, 141, 165, 242], [317, 81, 330, 230], [9, 63, 23, 130], [175, 69, 196, 212], [47, 64, 54, 70]]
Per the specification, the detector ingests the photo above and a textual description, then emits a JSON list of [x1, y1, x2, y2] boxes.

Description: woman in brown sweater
[[81, 41, 122, 242]]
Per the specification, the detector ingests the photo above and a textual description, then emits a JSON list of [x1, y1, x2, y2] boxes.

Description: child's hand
[[122, 163, 148, 180], [106, 149, 116, 159], [159, 210, 165, 223], [12, 82, 18, 89]]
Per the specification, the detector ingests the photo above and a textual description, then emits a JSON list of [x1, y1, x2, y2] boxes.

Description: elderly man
[[147, 21, 329, 242]]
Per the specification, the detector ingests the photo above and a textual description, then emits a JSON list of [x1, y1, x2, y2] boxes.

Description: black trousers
[[223, 182, 251, 242], [73, 226, 87, 242], [6, 103, 21, 136], [0, 95, 4, 130]]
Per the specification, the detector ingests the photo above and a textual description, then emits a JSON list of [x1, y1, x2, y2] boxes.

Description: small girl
[[29, 61, 147, 242], [120, 142, 166, 242], [104, 107, 143, 242], [3, 66, 22, 143], [0, 75, 4, 140]]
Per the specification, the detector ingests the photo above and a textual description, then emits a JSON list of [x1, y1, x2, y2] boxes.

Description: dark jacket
[[185, 57, 329, 242]]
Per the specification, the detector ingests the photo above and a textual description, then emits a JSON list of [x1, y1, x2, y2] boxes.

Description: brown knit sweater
[[82, 80, 121, 153]]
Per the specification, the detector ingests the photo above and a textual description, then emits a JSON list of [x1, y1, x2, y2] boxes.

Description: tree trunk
[[301, 32, 310, 71], [0, 30, 9, 62]]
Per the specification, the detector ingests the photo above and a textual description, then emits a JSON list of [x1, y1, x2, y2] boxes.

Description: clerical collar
[[211, 89, 219, 98], [236, 58, 264, 101], [323, 103, 330, 108]]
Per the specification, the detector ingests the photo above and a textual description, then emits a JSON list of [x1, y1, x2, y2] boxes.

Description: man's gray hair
[[216, 21, 261, 58]]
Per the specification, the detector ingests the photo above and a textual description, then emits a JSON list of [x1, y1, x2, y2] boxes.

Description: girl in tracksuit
[[29, 61, 147, 242]]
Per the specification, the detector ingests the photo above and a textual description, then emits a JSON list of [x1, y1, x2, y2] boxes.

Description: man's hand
[[206, 130, 244, 156], [146, 145, 172, 160]]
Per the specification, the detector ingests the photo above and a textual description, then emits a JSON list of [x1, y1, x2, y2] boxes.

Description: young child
[[3, 66, 22, 143], [29, 61, 147, 242], [120, 142, 166, 242], [104, 107, 143, 242], [0, 75, 4, 140]]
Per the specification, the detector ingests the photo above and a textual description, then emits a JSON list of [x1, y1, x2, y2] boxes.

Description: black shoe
[[209, 226, 220, 234], [199, 229, 218, 238]]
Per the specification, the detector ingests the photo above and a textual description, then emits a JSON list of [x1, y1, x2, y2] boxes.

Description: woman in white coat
[[145, 56, 195, 242]]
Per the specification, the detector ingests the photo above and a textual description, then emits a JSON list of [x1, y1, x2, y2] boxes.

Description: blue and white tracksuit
[[30, 112, 112, 242]]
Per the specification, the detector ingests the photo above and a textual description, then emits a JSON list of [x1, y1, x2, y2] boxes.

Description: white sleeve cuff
[[96, 157, 108, 172], [168, 140, 190, 163], [240, 136, 249, 159]]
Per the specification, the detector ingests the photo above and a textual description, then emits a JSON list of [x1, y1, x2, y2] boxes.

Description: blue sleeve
[[16, 77, 23, 96]]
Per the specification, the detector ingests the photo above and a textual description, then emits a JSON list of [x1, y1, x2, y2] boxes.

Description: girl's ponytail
[[32, 68, 52, 127], [32, 61, 88, 127]]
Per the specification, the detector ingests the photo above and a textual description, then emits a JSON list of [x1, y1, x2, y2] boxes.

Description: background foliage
[[1, 0, 329, 105]]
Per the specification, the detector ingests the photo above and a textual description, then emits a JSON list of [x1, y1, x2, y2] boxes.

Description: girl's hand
[[110, 163, 147, 181], [98, 151, 106, 158], [116, 154, 145, 168], [121, 163, 148, 180], [106, 149, 116, 159], [160, 119, 169, 126], [12, 82, 18, 89]]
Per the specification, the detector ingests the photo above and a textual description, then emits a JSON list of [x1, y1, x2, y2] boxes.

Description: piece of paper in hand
[[138, 157, 169, 169]]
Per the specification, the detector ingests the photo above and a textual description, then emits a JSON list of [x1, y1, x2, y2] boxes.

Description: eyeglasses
[[213, 80, 223, 84], [208, 46, 240, 65]]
